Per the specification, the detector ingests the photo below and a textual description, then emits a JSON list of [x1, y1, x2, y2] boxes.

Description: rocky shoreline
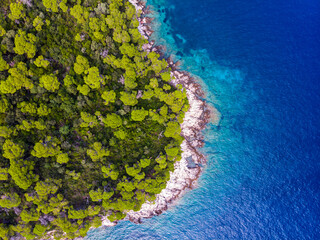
[[101, 0, 211, 226]]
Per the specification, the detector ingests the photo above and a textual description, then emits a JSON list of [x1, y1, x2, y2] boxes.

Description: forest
[[0, 0, 189, 239]]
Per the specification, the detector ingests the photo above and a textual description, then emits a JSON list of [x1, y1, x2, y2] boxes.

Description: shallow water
[[86, 0, 320, 239]]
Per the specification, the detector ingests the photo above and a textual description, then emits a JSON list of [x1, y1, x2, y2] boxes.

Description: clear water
[[86, 0, 320, 239]]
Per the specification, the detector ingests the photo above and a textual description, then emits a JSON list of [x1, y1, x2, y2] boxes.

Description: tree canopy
[[0, 0, 189, 239]]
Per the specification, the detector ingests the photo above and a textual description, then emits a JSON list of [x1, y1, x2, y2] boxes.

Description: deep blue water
[[86, 0, 320, 239]]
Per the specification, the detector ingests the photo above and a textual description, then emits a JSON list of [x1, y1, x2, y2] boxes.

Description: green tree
[[101, 90, 116, 105], [160, 72, 171, 82], [8, 3, 25, 20], [31, 137, 61, 158], [87, 142, 109, 161], [80, 112, 98, 128], [2, 139, 24, 160], [114, 129, 127, 139], [164, 121, 181, 139], [0, 25, 6, 37], [89, 188, 103, 202], [35, 180, 60, 198], [101, 165, 119, 180], [70, 4, 89, 24], [33, 224, 47, 237], [19, 101, 37, 115], [37, 104, 51, 116], [34, 55, 49, 68], [56, 153, 69, 164], [88, 205, 101, 216], [0, 193, 21, 208], [0, 223, 9, 240], [74, 55, 89, 75], [84, 67, 102, 89], [0, 168, 9, 180], [77, 84, 90, 95], [39, 74, 60, 92], [120, 91, 138, 106], [9, 159, 37, 190], [68, 208, 88, 219], [42, 0, 59, 12], [0, 126, 12, 138], [0, 98, 8, 113], [103, 113, 122, 128], [0, 53, 9, 71], [140, 158, 151, 168], [0, 62, 33, 94], [13, 30, 37, 58], [131, 108, 148, 121], [165, 144, 179, 157], [33, 16, 44, 31], [20, 208, 40, 223]]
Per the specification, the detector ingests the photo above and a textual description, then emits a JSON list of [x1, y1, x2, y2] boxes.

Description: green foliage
[[131, 108, 149, 121], [84, 67, 103, 89], [164, 121, 181, 139], [56, 153, 69, 164], [35, 179, 60, 197], [165, 144, 179, 157], [0, 126, 13, 138], [33, 224, 47, 236], [88, 205, 101, 216], [114, 129, 127, 139], [161, 72, 171, 82], [20, 208, 40, 223], [2, 139, 24, 160], [101, 165, 119, 180], [63, 75, 74, 87], [68, 208, 88, 219], [9, 159, 37, 190], [9, 3, 25, 20], [80, 112, 98, 128], [74, 55, 89, 75], [37, 103, 51, 116], [0, 193, 21, 208], [140, 158, 151, 168], [120, 91, 138, 106], [0, 168, 9, 180], [39, 74, 60, 92], [13, 30, 37, 58], [0, 98, 8, 113], [34, 55, 50, 68], [0, 25, 6, 37], [59, 0, 68, 12], [42, 0, 59, 12], [77, 84, 90, 95], [87, 142, 109, 161], [89, 188, 103, 202], [0, 62, 33, 94], [0, 223, 9, 240], [31, 137, 61, 158], [0, 0, 190, 238], [101, 90, 116, 105], [125, 164, 141, 177], [19, 101, 37, 115], [33, 16, 44, 31], [103, 113, 122, 128], [70, 4, 89, 24], [0, 54, 9, 71]]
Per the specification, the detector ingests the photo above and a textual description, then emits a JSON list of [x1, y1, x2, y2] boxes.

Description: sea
[[85, 0, 320, 239]]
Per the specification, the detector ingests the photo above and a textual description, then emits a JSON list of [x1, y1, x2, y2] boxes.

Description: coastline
[[102, 0, 211, 226]]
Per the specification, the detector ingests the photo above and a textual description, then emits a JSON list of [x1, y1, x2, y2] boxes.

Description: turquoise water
[[86, 0, 320, 239]]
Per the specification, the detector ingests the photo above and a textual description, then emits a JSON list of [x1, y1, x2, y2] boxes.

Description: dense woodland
[[0, 0, 189, 239]]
